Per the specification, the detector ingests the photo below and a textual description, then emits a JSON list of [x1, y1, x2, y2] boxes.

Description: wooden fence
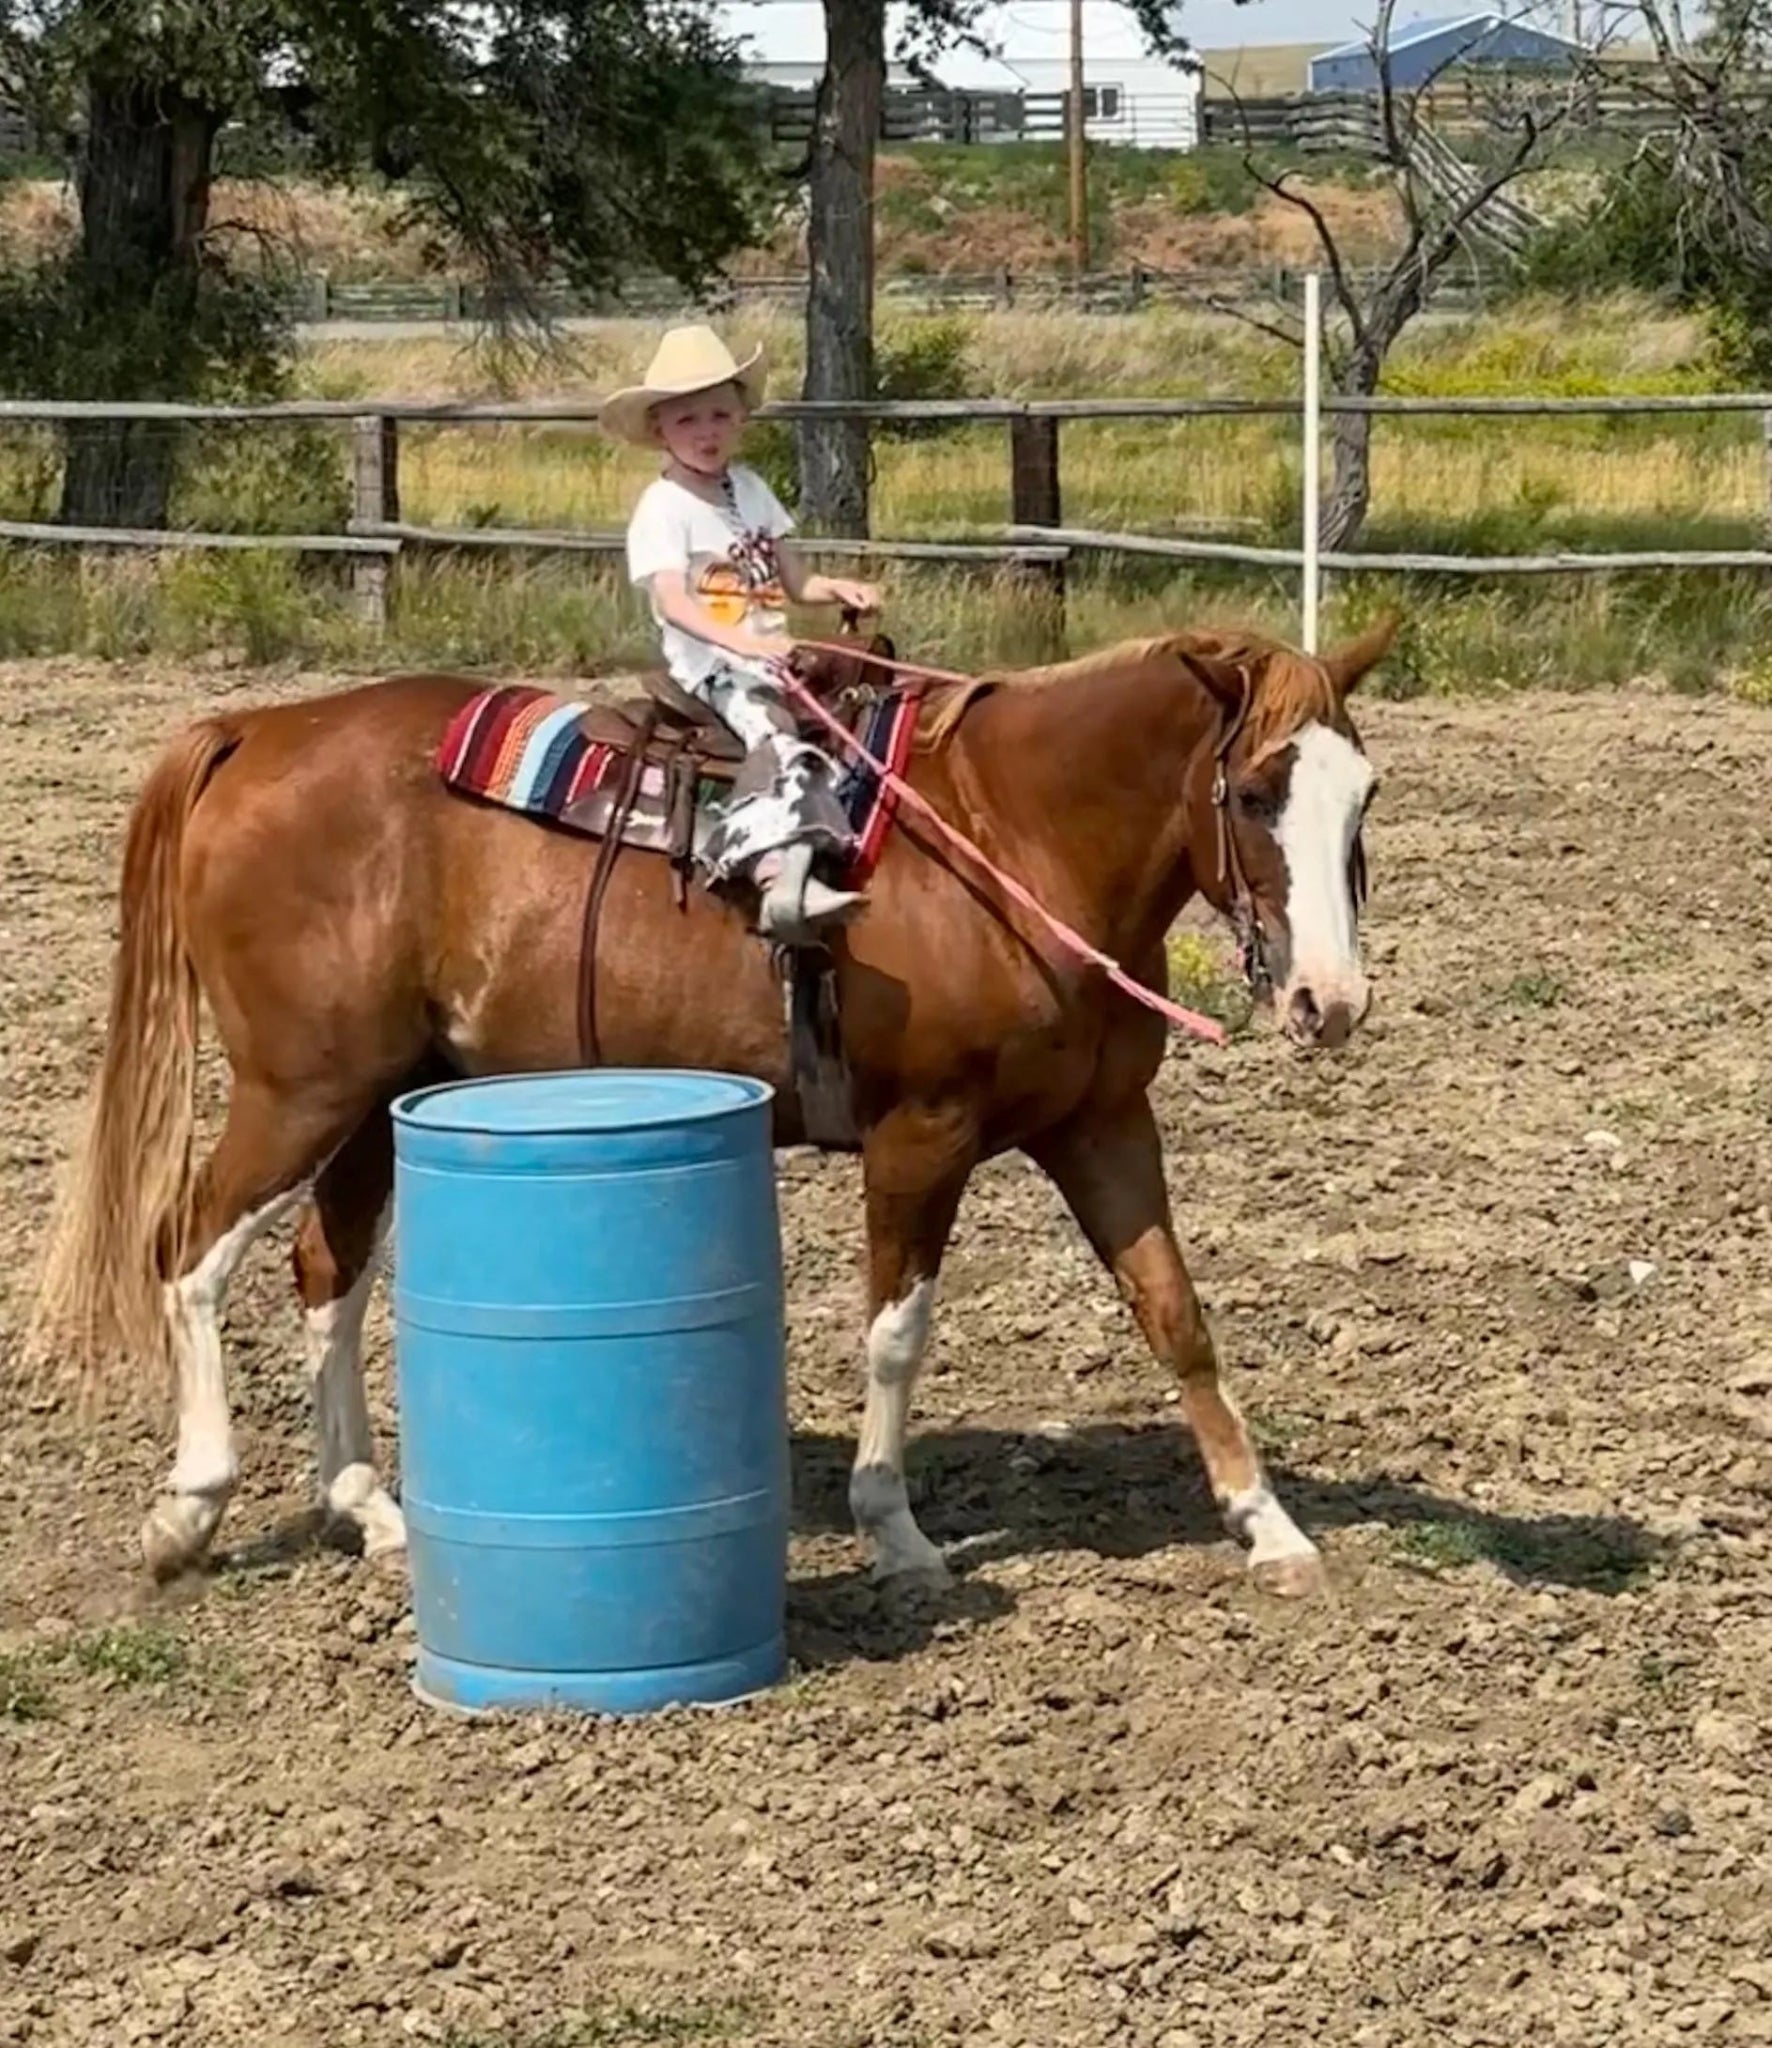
[[294, 261, 1494, 325], [1199, 76, 1742, 150], [6, 391, 1772, 641], [1199, 90, 1392, 152]]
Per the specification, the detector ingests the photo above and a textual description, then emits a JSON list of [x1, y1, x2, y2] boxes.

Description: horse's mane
[[920, 626, 1343, 755]]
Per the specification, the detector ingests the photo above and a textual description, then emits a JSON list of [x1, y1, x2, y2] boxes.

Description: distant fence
[[762, 84, 1199, 151], [1200, 90, 1393, 153], [1200, 73, 1763, 151], [5, 388, 1772, 647], [297, 261, 1497, 325]]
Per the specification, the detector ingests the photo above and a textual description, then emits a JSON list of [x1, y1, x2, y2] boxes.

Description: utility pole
[[1068, 0, 1088, 278]]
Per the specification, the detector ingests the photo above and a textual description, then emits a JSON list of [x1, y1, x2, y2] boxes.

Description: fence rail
[[11, 392, 1772, 422], [1198, 78, 1729, 150], [5, 386, 1772, 643], [287, 261, 1499, 325]]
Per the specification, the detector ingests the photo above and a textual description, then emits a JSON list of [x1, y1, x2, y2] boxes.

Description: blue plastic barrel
[[389, 1069, 788, 1716]]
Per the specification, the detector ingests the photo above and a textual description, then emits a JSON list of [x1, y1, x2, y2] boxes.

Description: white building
[[725, 3, 1205, 150]]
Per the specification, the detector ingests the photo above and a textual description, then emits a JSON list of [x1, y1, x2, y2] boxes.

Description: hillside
[[1195, 42, 1325, 96]]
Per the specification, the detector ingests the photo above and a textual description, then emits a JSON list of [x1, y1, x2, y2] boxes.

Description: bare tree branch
[[1239, 153, 1373, 352]]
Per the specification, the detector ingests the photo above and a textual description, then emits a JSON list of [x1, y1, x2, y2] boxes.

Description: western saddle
[[573, 632, 901, 791]]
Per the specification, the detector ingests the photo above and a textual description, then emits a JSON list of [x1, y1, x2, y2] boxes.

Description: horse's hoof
[[327, 1470, 406, 1561], [362, 1515, 408, 1562], [872, 1551, 953, 1594], [140, 1499, 215, 1583], [1248, 1549, 1326, 1599]]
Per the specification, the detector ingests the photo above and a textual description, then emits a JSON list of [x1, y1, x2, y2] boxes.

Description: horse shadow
[[785, 1417, 1669, 1664], [197, 1421, 1668, 1677]]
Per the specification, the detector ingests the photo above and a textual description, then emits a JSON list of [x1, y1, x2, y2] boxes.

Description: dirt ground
[[1, 660, 1770, 2048]]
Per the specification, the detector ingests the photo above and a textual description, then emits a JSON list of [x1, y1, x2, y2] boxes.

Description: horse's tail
[[28, 716, 239, 1405]]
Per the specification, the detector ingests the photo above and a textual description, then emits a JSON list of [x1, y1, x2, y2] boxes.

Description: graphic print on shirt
[[695, 526, 785, 627]]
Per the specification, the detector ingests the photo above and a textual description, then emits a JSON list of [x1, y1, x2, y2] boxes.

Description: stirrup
[[756, 843, 865, 945]]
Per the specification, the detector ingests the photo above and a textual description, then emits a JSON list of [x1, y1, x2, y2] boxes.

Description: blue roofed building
[[1308, 13, 1585, 94]]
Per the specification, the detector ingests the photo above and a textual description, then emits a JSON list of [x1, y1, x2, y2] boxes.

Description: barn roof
[[1312, 12, 1584, 66]]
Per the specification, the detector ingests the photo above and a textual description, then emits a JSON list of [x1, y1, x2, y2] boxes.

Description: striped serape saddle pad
[[438, 682, 922, 885]]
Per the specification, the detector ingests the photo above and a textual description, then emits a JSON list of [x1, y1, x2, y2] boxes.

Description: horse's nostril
[[1288, 987, 1323, 1039], [1317, 1002, 1354, 1050]]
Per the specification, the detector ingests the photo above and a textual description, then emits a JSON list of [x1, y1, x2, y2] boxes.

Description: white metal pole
[[1301, 268, 1322, 654]]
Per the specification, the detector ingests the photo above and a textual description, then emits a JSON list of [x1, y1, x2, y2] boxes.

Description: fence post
[[1010, 413, 1061, 530], [1009, 413, 1065, 647], [1301, 271, 1322, 653], [1762, 409, 1772, 547], [351, 414, 400, 629]]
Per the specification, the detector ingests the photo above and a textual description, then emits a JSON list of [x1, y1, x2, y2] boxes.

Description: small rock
[[1088, 1939, 1144, 1973], [1580, 1260, 1653, 1304], [1668, 2002, 1735, 2035], [426, 1935, 467, 1971], [1729, 1362, 1772, 1396], [1510, 1773, 1567, 1814], [924, 1925, 996, 1960], [1583, 1130, 1622, 1152], [1693, 1712, 1756, 1759], [1164, 1881, 1201, 1928], [1, 1930, 38, 1967]]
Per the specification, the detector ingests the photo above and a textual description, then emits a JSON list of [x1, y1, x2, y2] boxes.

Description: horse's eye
[[1236, 788, 1278, 827]]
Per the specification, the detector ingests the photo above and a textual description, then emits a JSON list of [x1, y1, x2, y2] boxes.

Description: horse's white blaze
[[850, 1278, 947, 1580], [306, 1209, 406, 1556], [1274, 721, 1375, 1016], [146, 1190, 302, 1570]]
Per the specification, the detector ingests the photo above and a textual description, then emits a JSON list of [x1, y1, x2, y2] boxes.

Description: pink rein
[[774, 645, 1227, 1048]]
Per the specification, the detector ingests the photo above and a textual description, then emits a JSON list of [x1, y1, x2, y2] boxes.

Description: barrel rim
[[391, 1067, 775, 1138]]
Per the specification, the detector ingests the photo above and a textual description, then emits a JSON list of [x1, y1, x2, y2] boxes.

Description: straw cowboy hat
[[598, 326, 767, 447]]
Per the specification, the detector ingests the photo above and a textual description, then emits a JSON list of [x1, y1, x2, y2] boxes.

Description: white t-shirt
[[625, 466, 796, 689]]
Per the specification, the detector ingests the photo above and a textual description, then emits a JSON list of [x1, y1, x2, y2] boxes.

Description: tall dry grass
[[297, 298, 1759, 547]]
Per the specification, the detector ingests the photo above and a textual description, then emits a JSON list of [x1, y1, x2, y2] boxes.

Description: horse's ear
[[1175, 648, 1249, 712], [1323, 612, 1399, 696], [869, 629, 897, 664]]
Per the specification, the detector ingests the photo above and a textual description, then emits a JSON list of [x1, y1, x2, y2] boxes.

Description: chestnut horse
[[32, 617, 1393, 1596]]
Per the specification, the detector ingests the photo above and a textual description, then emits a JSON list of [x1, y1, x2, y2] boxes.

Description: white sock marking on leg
[[850, 1279, 946, 1579], [148, 1189, 301, 1570], [305, 1205, 405, 1555], [1226, 1482, 1317, 1566]]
